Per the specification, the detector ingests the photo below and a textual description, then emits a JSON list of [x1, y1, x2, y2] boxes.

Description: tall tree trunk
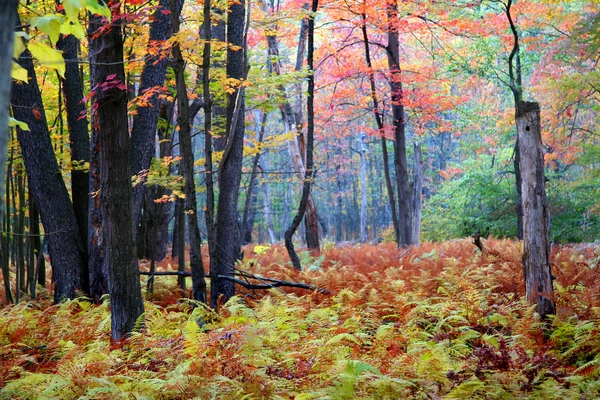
[[285, 0, 318, 270], [211, 0, 247, 306], [411, 143, 423, 246], [0, 1, 17, 214], [210, 3, 227, 152], [131, 0, 180, 229], [359, 135, 368, 243], [360, 10, 400, 243], [202, 0, 217, 295], [88, 110, 106, 303], [387, 4, 413, 247], [171, 0, 206, 303], [517, 101, 555, 318], [89, 5, 144, 339], [12, 48, 86, 302], [57, 32, 90, 273]]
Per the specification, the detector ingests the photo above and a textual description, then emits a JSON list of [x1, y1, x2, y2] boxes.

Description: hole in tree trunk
[[526, 126, 530, 131]]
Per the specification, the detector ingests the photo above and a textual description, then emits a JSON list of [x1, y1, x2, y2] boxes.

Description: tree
[[12, 26, 87, 303], [130, 0, 180, 229], [211, 0, 247, 306], [89, 1, 144, 339], [501, 0, 555, 317], [171, 0, 206, 303], [285, 0, 318, 270], [0, 0, 18, 216], [56, 13, 90, 271]]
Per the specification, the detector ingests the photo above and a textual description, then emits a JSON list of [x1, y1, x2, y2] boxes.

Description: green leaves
[[28, 42, 65, 78], [30, 15, 62, 46], [84, 0, 112, 21], [8, 117, 29, 131]]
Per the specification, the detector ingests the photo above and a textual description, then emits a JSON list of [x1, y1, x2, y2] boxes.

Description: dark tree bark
[[211, 0, 247, 306], [28, 183, 44, 287], [171, 0, 206, 303], [131, 0, 180, 229], [88, 108, 106, 303], [285, 0, 318, 270], [89, 4, 144, 339], [210, 3, 227, 152], [12, 47, 86, 302], [87, 14, 107, 304], [203, 0, 217, 295], [387, 3, 413, 247], [517, 101, 555, 318], [57, 31, 90, 270]]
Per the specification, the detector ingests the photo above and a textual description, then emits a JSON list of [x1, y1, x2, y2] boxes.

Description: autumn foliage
[[2, 239, 600, 398]]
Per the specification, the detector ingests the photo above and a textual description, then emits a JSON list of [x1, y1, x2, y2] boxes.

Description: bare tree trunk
[[171, 0, 206, 303], [517, 101, 555, 318], [387, 3, 412, 247], [0, 1, 17, 212], [211, 0, 247, 306], [359, 134, 368, 243], [285, 0, 318, 270], [12, 47, 86, 302], [89, 6, 144, 339], [411, 143, 423, 246], [57, 32, 90, 261]]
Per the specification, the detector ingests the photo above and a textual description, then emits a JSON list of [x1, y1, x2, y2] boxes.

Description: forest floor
[[2, 239, 600, 398]]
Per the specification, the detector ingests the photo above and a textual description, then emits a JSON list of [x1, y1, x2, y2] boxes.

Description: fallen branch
[[139, 271, 191, 276], [138, 269, 333, 295], [218, 274, 332, 295]]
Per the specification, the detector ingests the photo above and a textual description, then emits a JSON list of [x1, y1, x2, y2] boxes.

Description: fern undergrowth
[[2, 239, 600, 399]]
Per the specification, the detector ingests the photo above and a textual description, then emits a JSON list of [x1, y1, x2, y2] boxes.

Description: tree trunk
[[0, 1, 17, 215], [89, 6, 144, 339], [57, 32, 90, 266], [28, 183, 44, 287], [360, 11, 400, 243], [210, 4, 227, 152], [285, 0, 318, 270], [171, 0, 206, 303], [131, 0, 180, 229], [411, 143, 423, 246], [517, 101, 555, 318], [387, 4, 413, 247], [359, 134, 368, 243], [211, 0, 246, 307], [12, 48, 86, 302]]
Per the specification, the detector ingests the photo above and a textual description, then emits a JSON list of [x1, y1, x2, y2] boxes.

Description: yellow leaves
[[28, 42, 65, 78], [11, 64, 28, 83]]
